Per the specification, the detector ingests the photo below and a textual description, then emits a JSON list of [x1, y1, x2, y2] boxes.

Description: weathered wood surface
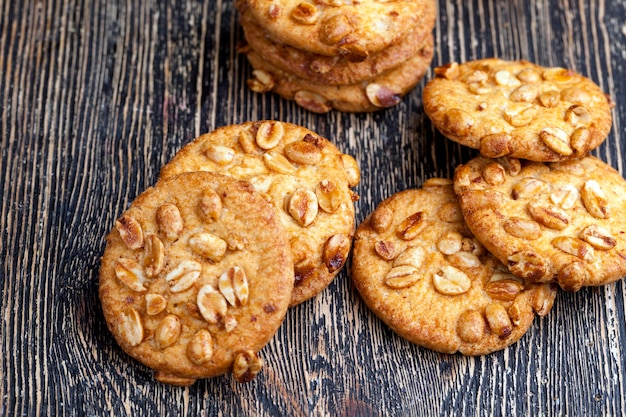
[[2, 0, 625, 415]]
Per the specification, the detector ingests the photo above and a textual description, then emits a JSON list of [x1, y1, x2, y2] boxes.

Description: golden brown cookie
[[244, 34, 434, 113], [159, 121, 360, 306], [239, 3, 434, 85], [351, 179, 556, 355], [454, 155, 626, 291], [239, 0, 436, 60], [423, 59, 613, 161], [99, 171, 294, 385]]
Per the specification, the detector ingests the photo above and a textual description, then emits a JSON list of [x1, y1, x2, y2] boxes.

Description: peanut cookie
[[239, 0, 435, 60], [351, 179, 556, 355], [454, 155, 626, 291], [99, 171, 294, 385], [239, 4, 434, 85], [245, 34, 434, 113], [423, 59, 613, 162], [159, 121, 360, 305]]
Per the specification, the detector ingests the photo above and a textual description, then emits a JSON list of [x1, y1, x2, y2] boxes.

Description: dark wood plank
[[1, 0, 625, 415]]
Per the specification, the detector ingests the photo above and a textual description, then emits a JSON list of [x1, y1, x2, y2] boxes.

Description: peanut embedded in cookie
[[423, 58, 613, 161], [351, 179, 556, 355], [99, 171, 294, 384]]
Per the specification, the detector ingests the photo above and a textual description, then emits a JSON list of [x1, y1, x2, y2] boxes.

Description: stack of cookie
[[351, 58, 625, 356], [99, 121, 360, 385], [236, 0, 436, 113]]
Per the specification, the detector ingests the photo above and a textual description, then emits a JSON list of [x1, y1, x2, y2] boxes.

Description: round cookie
[[454, 155, 626, 291], [239, 0, 436, 60], [239, 4, 434, 85], [99, 171, 294, 385], [351, 179, 556, 355], [423, 59, 613, 162], [159, 121, 360, 306], [244, 34, 434, 113]]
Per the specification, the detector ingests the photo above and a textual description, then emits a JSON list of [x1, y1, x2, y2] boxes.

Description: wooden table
[[2, 0, 625, 415]]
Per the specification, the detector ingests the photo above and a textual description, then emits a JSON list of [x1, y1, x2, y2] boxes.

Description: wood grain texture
[[1, 0, 625, 415]]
